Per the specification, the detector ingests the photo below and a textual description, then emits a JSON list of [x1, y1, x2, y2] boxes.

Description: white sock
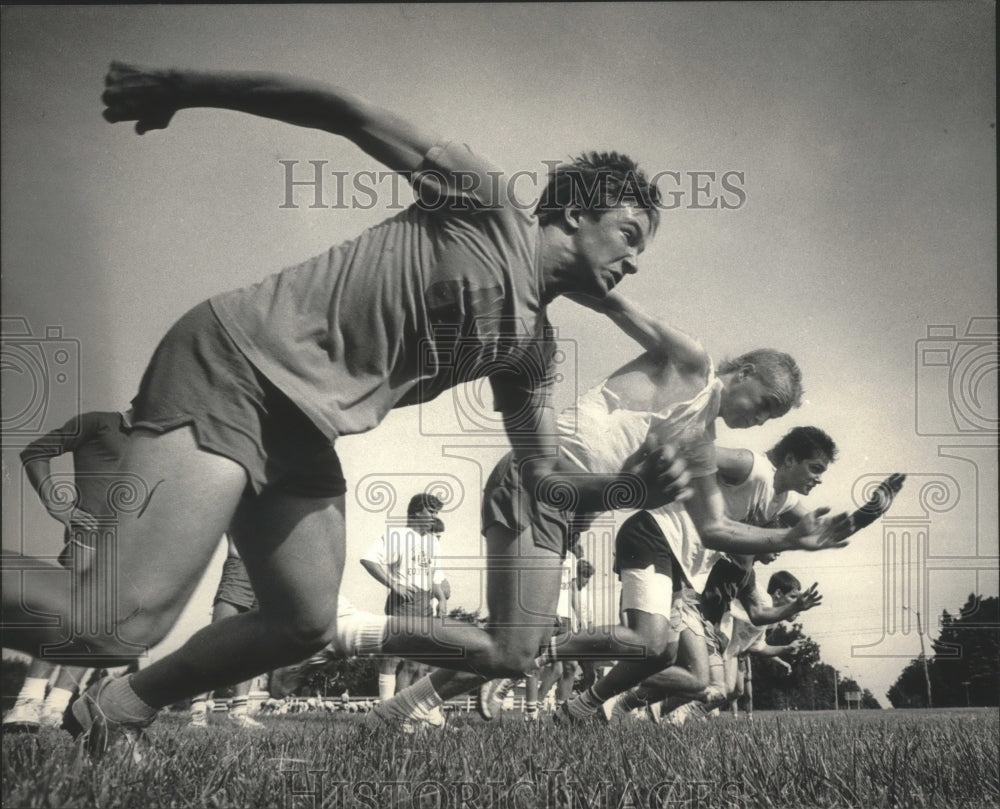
[[43, 687, 74, 715], [190, 697, 208, 716], [531, 637, 559, 672], [97, 676, 158, 724], [17, 677, 48, 703], [377, 676, 441, 720], [378, 674, 396, 701], [337, 611, 389, 657]]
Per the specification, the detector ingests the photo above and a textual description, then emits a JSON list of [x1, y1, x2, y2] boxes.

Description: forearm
[[697, 517, 795, 555], [523, 463, 648, 512], [132, 66, 436, 171], [746, 602, 796, 626], [359, 560, 394, 590], [22, 459, 61, 514], [166, 69, 369, 132]]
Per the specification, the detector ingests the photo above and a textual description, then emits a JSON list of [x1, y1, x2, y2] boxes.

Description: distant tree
[[447, 606, 485, 626], [888, 594, 999, 708], [752, 623, 880, 710], [838, 676, 882, 710]]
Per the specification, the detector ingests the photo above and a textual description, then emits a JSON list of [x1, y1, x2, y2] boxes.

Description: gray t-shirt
[[211, 142, 553, 439]]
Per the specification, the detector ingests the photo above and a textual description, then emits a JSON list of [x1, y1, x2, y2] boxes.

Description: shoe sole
[[69, 692, 109, 758], [476, 683, 495, 721]]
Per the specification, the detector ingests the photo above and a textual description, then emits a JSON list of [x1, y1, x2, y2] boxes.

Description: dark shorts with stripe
[[131, 300, 346, 499]]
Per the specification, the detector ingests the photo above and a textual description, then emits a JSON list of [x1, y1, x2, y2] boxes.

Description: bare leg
[[535, 662, 561, 705], [129, 487, 347, 708], [634, 628, 713, 702], [591, 609, 677, 702], [376, 524, 567, 714], [3, 427, 246, 663]]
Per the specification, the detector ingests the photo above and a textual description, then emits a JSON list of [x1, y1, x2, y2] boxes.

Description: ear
[[783, 453, 797, 468], [562, 206, 583, 232], [739, 362, 755, 381]]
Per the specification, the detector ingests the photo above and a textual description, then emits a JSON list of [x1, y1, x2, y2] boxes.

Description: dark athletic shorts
[[385, 589, 436, 619], [131, 300, 346, 498], [214, 556, 258, 611], [481, 452, 580, 557]]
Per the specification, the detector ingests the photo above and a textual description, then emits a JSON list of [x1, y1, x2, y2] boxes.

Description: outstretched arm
[[102, 62, 439, 175], [847, 474, 906, 535], [685, 474, 853, 554], [742, 582, 822, 626]]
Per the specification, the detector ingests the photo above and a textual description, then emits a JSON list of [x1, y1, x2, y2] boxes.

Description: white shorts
[[670, 587, 724, 658], [619, 565, 673, 618]]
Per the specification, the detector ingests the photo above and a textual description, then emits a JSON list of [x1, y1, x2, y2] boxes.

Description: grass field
[[2, 707, 997, 809]]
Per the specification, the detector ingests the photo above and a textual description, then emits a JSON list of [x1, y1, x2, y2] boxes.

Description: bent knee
[[273, 610, 338, 657]]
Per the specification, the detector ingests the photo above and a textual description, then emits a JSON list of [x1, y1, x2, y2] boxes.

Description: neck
[[537, 224, 577, 304]]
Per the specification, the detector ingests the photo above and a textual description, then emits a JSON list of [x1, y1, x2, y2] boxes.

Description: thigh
[[675, 628, 709, 681], [211, 599, 242, 623], [484, 523, 564, 653], [229, 491, 345, 635], [105, 426, 247, 626], [624, 608, 674, 650]]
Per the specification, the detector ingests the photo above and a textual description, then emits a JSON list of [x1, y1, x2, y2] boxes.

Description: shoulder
[[716, 447, 755, 485]]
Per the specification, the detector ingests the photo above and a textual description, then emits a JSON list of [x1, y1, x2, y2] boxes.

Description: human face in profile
[[568, 204, 652, 298], [719, 371, 781, 429]]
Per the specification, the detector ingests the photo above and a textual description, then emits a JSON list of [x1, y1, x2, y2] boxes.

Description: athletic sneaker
[[2, 698, 42, 733], [64, 676, 153, 762], [647, 701, 662, 724], [523, 710, 539, 722], [365, 703, 452, 734], [552, 700, 599, 725], [600, 693, 633, 725], [701, 686, 727, 705], [662, 701, 697, 727], [476, 678, 517, 721], [227, 712, 264, 730], [188, 711, 209, 728]]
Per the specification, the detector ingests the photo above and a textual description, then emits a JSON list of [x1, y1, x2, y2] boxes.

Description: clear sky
[[2, 3, 996, 706]]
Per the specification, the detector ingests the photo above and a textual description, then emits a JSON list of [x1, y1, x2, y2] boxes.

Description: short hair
[[576, 558, 595, 580], [407, 493, 443, 517], [769, 426, 838, 465], [718, 349, 803, 417], [767, 570, 801, 596], [535, 152, 661, 234], [432, 517, 445, 534]]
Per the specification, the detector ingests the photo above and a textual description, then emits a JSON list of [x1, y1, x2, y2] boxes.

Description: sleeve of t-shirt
[[361, 534, 391, 567], [19, 413, 95, 465], [412, 141, 517, 212]]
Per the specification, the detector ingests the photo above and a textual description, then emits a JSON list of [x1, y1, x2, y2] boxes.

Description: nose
[[622, 253, 638, 275], [754, 412, 770, 427]]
